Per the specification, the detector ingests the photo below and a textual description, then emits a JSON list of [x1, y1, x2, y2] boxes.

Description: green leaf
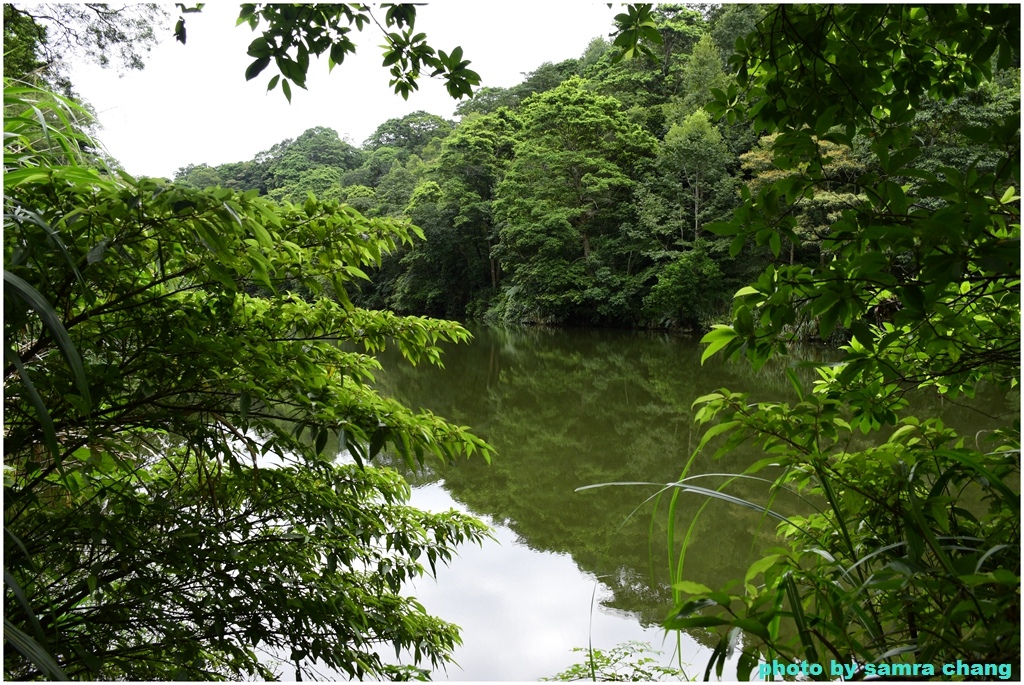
[[849, 320, 875, 352], [744, 554, 782, 585], [695, 420, 740, 454], [5, 571, 51, 653], [86, 238, 110, 264], [245, 56, 271, 81], [247, 36, 271, 58], [4, 348, 62, 467], [729, 233, 745, 257], [369, 429, 386, 459], [239, 392, 251, 420], [732, 618, 772, 642], [664, 614, 731, 630], [699, 326, 737, 364], [669, 597, 717, 619], [3, 618, 68, 681], [4, 271, 91, 411], [673, 580, 713, 594]]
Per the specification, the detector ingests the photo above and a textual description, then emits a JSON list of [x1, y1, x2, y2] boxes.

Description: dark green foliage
[[3, 6, 50, 83], [340, 146, 410, 189], [164, 4, 1017, 340], [149, 5, 1021, 678], [493, 77, 658, 324], [162, 13, 773, 330], [642, 243, 725, 330], [591, 3, 704, 121], [388, 111, 518, 317], [644, 109, 736, 244], [907, 72, 1021, 205], [708, 4, 764, 68], [666, 4, 1021, 678]]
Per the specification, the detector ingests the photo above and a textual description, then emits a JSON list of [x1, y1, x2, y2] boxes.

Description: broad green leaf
[[744, 554, 782, 585], [700, 326, 737, 364], [245, 56, 271, 81], [673, 580, 713, 594], [695, 420, 740, 454]]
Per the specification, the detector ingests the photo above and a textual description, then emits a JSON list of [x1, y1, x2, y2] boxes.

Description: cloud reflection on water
[[402, 483, 706, 681]]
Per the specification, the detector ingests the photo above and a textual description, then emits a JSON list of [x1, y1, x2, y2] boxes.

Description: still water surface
[[362, 325, 1007, 681]]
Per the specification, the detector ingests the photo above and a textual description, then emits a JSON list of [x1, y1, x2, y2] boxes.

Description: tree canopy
[[3, 3, 168, 96], [4, 57, 491, 685], [663, 4, 1020, 677], [493, 77, 658, 324], [363, 111, 455, 157]]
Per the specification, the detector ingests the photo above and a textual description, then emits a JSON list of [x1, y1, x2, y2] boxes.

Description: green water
[[369, 325, 1013, 680]]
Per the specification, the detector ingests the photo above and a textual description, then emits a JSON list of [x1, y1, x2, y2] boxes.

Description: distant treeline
[[174, 4, 1019, 331]]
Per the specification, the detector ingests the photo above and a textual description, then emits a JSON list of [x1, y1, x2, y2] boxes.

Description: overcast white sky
[[67, 2, 621, 179]]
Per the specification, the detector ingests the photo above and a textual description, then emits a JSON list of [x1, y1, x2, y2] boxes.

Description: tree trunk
[[693, 170, 701, 243], [488, 237, 499, 287]]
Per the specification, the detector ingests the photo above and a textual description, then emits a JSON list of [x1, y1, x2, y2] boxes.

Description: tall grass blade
[[3, 618, 68, 681], [4, 270, 92, 410], [5, 570, 51, 651], [783, 572, 819, 665], [665, 483, 796, 527]]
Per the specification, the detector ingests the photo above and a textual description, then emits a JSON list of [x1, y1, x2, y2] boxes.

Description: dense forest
[[5, 3, 1020, 682], [174, 4, 1019, 335]]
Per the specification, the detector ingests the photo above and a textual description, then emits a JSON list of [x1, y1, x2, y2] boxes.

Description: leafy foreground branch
[[3, 79, 493, 680], [649, 4, 1020, 680]]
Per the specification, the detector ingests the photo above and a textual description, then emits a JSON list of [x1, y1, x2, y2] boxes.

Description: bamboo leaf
[[3, 618, 68, 681], [4, 271, 92, 411], [4, 348, 62, 467]]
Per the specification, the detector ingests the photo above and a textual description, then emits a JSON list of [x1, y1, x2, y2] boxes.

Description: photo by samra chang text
[[760, 659, 1014, 680]]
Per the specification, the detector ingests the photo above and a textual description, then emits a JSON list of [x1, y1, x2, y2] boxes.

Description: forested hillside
[[174, 3, 1019, 333]]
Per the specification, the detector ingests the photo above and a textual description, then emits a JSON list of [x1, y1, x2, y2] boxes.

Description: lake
[[356, 325, 1009, 681]]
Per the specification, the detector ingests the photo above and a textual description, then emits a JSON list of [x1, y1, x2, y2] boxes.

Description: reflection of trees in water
[[373, 326, 1009, 636], [375, 327, 785, 631]]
